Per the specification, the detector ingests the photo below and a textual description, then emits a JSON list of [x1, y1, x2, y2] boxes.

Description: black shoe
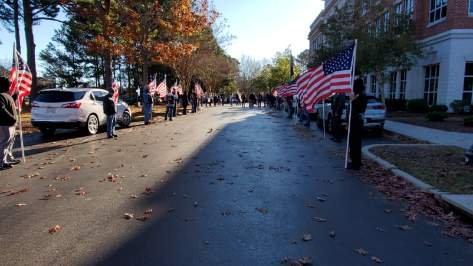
[[346, 163, 361, 170], [144, 122, 149, 125], [7, 159, 21, 165], [113, 134, 118, 138], [107, 136, 113, 139], [0, 164, 13, 170]]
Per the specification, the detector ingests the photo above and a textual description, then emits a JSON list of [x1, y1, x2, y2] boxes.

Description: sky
[[0, 0, 324, 74]]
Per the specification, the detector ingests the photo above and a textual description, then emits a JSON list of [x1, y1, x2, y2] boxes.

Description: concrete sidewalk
[[385, 120, 473, 149]]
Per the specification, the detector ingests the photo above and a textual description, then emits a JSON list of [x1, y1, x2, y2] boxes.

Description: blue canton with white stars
[[323, 45, 354, 75]]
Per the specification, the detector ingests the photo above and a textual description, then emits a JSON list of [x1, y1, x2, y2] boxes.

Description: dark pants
[[183, 104, 188, 115], [165, 106, 174, 121], [349, 115, 363, 168], [192, 102, 197, 113], [332, 115, 343, 141], [173, 103, 177, 117]]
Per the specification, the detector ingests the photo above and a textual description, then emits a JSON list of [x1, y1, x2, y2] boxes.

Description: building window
[[375, 17, 383, 35], [400, 70, 407, 100], [394, 3, 403, 25], [361, 0, 368, 15], [424, 64, 439, 106], [389, 72, 397, 100], [403, 0, 414, 16], [383, 11, 390, 32], [429, 0, 447, 23], [469, 0, 473, 15], [463, 62, 473, 104], [370, 75, 377, 96]]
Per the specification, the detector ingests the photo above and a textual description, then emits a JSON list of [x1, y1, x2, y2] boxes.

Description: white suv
[[32, 88, 132, 136]]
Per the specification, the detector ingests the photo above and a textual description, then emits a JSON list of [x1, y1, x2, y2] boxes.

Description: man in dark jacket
[[0, 77, 19, 169], [165, 89, 175, 121], [103, 91, 117, 139], [331, 93, 346, 143], [348, 78, 368, 170], [182, 91, 189, 115]]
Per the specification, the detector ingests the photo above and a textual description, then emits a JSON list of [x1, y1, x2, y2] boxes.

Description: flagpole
[[345, 40, 358, 169], [13, 46, 26, 163], [322, 100, 326, 139]]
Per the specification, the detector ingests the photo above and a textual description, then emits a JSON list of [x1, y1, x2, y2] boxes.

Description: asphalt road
[[0, 106, 472, 266]]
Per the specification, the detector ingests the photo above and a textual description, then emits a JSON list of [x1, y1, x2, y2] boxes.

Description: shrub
[[450, 100, 465, 113], [407, 99, 429, 113], [465, 116, 473, 127], [385, 99, 407, 112], [429, 104, 448, 112], [426, 111, 448, 121]]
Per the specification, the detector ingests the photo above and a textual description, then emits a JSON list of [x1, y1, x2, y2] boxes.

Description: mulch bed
[[388, 113, 473, 133], [360, 160, 473, 242], [371, 145, 473, 194]]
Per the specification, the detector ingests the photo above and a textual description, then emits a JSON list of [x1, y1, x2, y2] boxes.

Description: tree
[[0, 0, 21, 52], [22, 0, 61, 96], [296, 49, 310, 71], [39, 22, 88, 87], [118, 0, 216, 87], [312, 1, 422, 101]]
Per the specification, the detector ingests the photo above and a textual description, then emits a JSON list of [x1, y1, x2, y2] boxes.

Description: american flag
[[148, 79, 157, 94], [172, 84, 183, 95], [194, 82, 203, 97], [9, 49, 32, 111], [303, 44, 355, 112], [296, 67, 316, 97], [112, 82, 120, 104], [156, 79, 167, 97], [278, 83, 297, 97]]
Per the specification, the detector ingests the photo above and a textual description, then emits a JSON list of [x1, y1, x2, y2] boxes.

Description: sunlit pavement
[[0, 106, 472, 266]]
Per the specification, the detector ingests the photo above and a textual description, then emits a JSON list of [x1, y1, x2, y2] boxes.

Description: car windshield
[[35, 91, 86, 103]]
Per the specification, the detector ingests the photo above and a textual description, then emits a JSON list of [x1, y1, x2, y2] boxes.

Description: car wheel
[[86, 114, 99, 135], [40, 127, 56, 138], [120, 111, 131, 127]]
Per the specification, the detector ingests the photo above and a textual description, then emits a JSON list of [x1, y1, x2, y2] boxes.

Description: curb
[[362, 144, 473, 219]]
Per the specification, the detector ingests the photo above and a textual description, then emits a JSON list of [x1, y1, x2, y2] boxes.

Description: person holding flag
[[0, 77, 19, 170], [347, 78, 367, 170], [103, 90, 118, 139]]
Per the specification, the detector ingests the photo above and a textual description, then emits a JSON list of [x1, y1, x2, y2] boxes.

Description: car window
[[92, 91, 108, 102], [35, 91, 86, 103], [89, 93, 95, 101]]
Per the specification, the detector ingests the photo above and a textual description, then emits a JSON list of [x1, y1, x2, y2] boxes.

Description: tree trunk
[[23, 0, 38, 96], [13, 0, 21, 53], [142, 55, 149, 88], [104, 52, 113, 92]]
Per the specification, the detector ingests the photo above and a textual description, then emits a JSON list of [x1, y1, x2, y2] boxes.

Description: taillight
[[61, 102, 82, 108]]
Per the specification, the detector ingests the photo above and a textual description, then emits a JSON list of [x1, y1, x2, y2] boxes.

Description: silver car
[[32, 88, 132, 136], [315, 94, 386, 134]]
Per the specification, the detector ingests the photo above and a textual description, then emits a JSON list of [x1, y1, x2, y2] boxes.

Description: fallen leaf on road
[[167, 208, 176, 213], [129, 194, 138, 199], [216, 176, 225, 181], [124, 213, 134, 220], [329, 230, 336, 238], [144, 187, 154, 194], [316, 197, 326, 202], [397, 225, 412, 231], [354, 248, 368, 256], [207, 128, 213, 133], [256, 207, 268, 214], [302, 234, 312, 241], [312, 217, 327, 222], [371, 256, 383, 264], [142, 154, 149, 158], [281, 257, 313, 266], [15, 203, 27, 207], [376, 227, 386, 232], [7, 188, 29, 196], [384, 209, 392, 214], [136, 215, 150, 222], [70, 165, 81, 171], [48, 225, 61, 234]]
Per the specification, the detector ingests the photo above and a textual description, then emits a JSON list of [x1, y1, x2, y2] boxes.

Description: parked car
[[31, 88, 132, 136], [314, 94, 386, 134]]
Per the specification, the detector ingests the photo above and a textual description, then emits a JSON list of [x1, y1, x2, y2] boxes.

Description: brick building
[[309, 0, 473, 109]]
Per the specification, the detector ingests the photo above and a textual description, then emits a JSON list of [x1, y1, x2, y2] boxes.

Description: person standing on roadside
[[348, 78, 367, 170], [172, 88, 178, 117], [0, 77, 19, 170], [143, 85, 154, 125], [331, 93, 346, 143], [182, 91, 189, 115], [103, 91, 117, 139], [165, 89, 175, 121]]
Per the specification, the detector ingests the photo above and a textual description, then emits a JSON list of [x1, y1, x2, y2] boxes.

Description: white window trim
[[428, 0, 448, 25]]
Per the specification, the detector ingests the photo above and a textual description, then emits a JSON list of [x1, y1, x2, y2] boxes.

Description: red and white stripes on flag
[[148, 79, 157, 94], [112, 82, 120, 104], [194, 83, 203, 97], [296, 67, 316, 97], [156, 79, 167, 97], [8, 48, 32, 111], [303, 44, 355, 112], [171, 84, 183, 95], [277, 83, 297, 98]]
